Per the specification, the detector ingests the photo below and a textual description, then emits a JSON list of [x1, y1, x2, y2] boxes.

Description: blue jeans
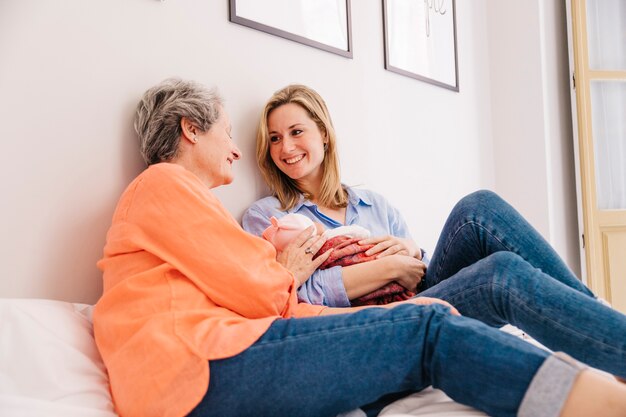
[[189, 304, 554, 417], [420, 190, 626, 377], [189, 190, 625, 417]]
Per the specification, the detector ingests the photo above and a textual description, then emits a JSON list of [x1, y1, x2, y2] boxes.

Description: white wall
[[0, 0, 578, 304], [487, 0, 581, 275]]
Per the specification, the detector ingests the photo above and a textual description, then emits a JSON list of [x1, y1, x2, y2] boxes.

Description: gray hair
[[134, 78, 223, 165]]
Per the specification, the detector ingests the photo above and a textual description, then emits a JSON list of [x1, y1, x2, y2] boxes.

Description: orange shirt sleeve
[[100, 163, 324, 321], [95, 164, 326, 417]]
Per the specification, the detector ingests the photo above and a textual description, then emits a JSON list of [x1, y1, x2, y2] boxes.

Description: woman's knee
[[391, 302, 457, 322], [455, 190, 504, 213], [485, 250, 523, 265], [474, 251, 530, 285], [400, 303, 463, 346], [388, 303, 460, 343]]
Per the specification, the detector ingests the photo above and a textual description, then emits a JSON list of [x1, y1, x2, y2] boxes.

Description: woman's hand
[[359, 235, 421, 259], [388, 254, 426, 291], [276, 226, 333, 287]]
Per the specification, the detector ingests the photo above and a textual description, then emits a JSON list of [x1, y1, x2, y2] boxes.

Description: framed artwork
[[229, 0, 353, 58], [383, 0, 459, 91]]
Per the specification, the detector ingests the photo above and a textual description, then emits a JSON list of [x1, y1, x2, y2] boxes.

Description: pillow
[[0, 298, 117, 417]]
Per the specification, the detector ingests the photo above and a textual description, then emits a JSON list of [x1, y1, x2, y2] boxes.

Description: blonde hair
[[256, 84, 348, 211]]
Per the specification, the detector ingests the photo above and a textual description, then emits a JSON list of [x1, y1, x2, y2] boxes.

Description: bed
[[0, 298, 541, 417]]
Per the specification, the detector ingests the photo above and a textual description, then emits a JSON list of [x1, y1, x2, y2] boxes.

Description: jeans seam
[[491, 282, 622, 355], [441, 260, 621, 355], [437, 220, 513, 278]]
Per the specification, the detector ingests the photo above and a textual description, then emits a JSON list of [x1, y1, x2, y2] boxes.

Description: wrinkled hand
[[276, 226, 333, 287], [395, 297, 460, 316], [388, 254, 426, 291], [359, 235, 421, 259]]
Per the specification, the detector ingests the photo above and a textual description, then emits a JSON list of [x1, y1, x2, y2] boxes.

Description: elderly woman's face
[[194, 108, 242, 188]]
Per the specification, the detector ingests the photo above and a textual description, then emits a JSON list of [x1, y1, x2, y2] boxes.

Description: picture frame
[[383, 0, 459, 91], [229, 0, 353, 59]]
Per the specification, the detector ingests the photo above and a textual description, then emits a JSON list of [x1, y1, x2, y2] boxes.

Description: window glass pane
[[587, 0, 626, 70], [590, 81, 626, 209]]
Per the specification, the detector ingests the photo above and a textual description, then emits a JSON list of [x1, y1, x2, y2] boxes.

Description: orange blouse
[[93, 163, 326, 417]]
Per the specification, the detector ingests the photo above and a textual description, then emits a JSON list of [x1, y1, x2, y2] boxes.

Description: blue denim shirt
[[242, 187, 429, 307]]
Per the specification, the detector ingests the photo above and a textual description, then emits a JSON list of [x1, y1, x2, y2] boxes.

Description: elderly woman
[[93, 78, 626, 417]]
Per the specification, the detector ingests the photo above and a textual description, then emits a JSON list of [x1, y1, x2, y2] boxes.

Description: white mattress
[[1, 298, 541, 417]]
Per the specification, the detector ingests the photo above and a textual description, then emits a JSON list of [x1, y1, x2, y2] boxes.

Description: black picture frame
[[229, 0, 353, 59], [383, 0, 459, 91]]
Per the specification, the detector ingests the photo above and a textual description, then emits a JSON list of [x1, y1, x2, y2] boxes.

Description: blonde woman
[[242, 84, 626, 383]]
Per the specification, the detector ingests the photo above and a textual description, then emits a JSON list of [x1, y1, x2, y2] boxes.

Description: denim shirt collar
[[287, 186, 372, 214], [286, 195, 307, 214], [347, 187, 373, 207]]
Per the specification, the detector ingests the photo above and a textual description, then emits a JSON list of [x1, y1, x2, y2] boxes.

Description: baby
[[262, 213, 415, 306]]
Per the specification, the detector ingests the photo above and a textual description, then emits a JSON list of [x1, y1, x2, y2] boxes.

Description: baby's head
[[262, 213, 370, 251], [262, 213, 319, 251]]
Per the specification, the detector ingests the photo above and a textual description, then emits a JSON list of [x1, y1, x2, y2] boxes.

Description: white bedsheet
[[2, 298, 541, 417], [337, 386, 486, 417]]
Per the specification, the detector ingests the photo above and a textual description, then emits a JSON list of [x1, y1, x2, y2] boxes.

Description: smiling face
[[193, 108, 242, 188], [267, 103, 327, 189]]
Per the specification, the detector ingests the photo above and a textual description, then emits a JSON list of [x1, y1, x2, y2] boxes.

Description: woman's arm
[[342, 254, 426, 299]]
